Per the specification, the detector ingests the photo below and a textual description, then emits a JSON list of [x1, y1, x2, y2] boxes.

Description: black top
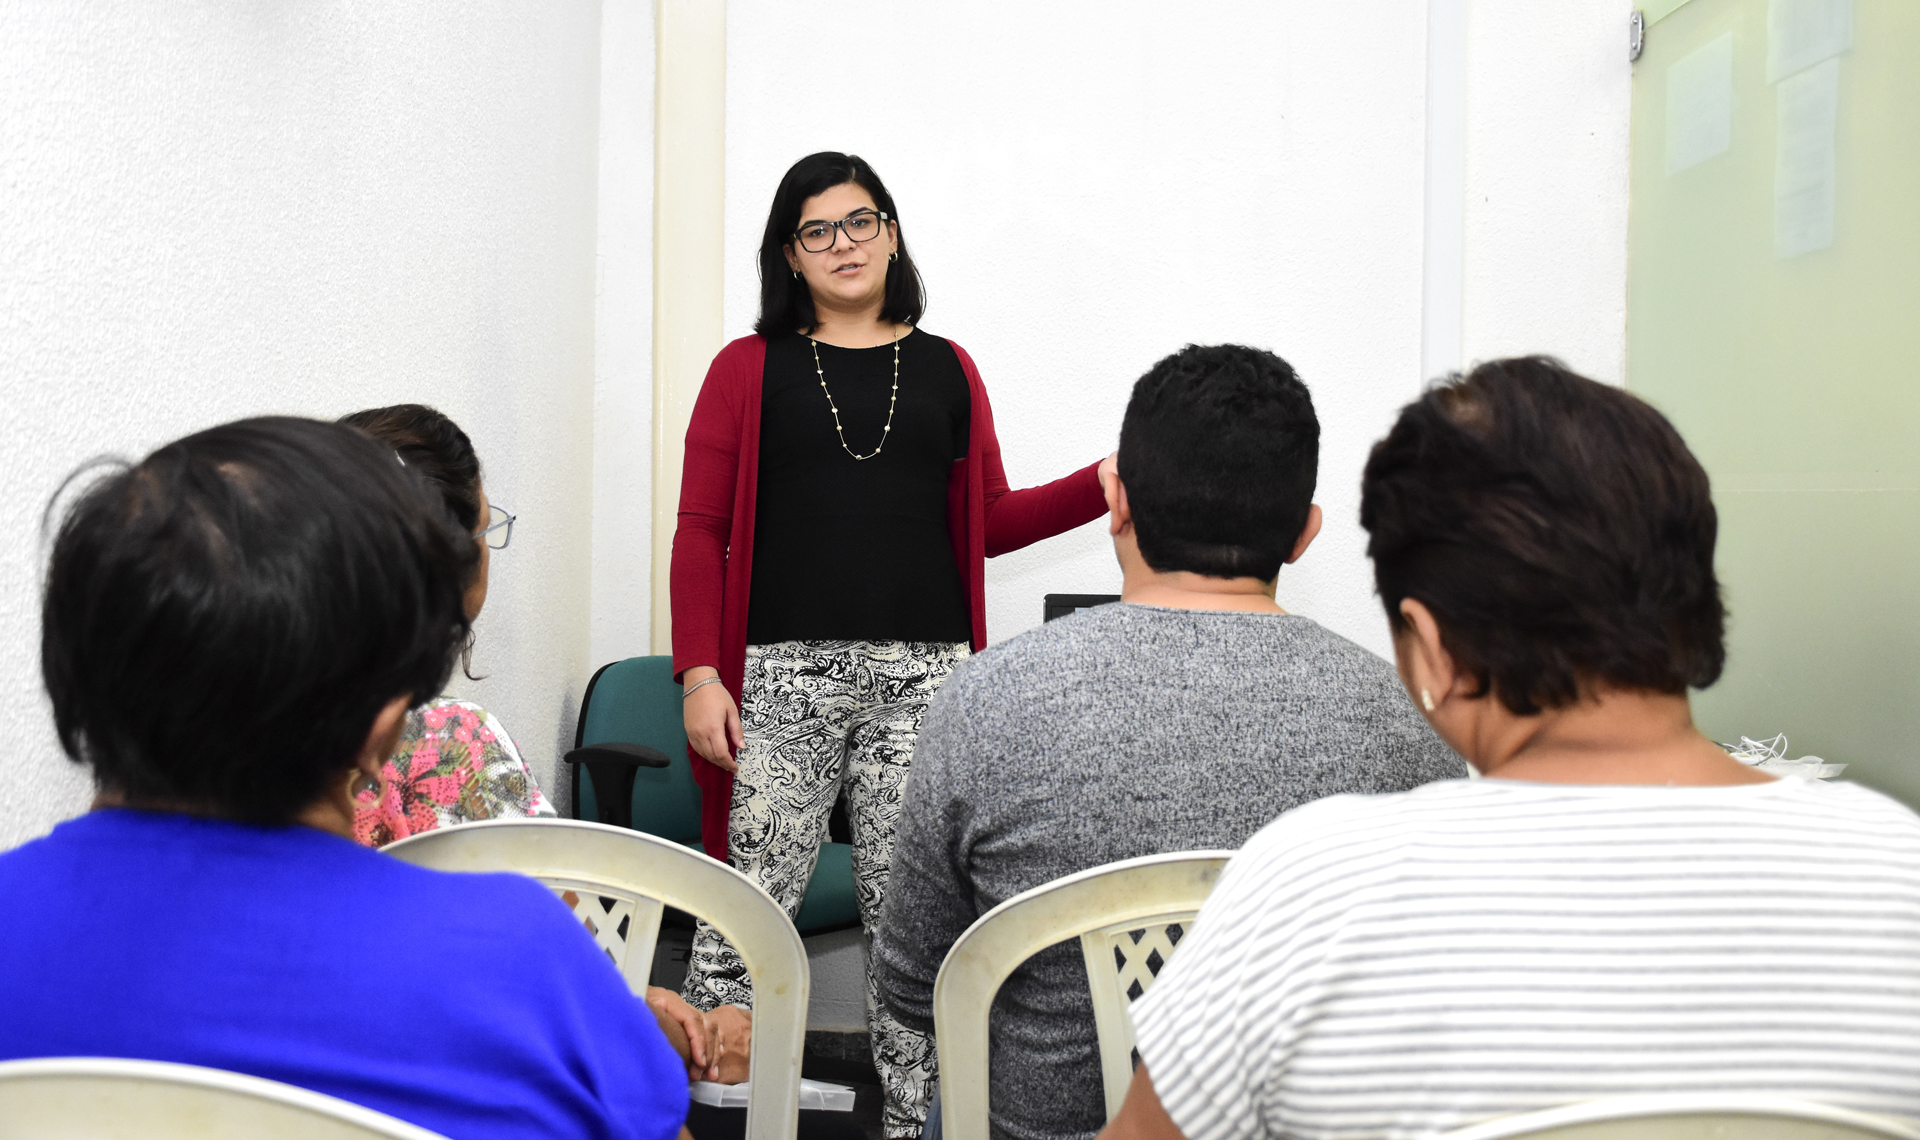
[[747, 329, 973, 645]]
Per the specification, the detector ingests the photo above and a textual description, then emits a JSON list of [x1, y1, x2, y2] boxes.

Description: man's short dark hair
[[1360, 356, 1725, 715], [41, 417, 477, 823], [1118, 344, 1320, 580]]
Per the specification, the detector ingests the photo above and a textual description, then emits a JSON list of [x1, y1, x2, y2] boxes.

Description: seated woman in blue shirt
[[0, 417, 693, 1140]]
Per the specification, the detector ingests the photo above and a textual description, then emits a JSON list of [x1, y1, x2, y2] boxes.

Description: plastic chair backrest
[[1441, 1094, 1920, 1140], [575, 657, 704, 845], [384, 819, 809, 1140], [932, 850, 1231, 1140], [0, 1056, 451, 1139]]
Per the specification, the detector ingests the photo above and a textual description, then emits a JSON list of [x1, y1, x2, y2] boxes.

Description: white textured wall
[[0, 1, 604, 847], [723, 1, 1630, 655], [592, 1, 656, 668], [1463, 0, 1633, 382], [0, 1, 1631, 849]]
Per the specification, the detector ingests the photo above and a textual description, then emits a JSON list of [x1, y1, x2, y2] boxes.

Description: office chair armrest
[[563, 743, 671, 830], [564, 743, 671, 769]]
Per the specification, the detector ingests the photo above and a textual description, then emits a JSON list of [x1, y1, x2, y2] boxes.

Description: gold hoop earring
[[888, 251, 898, 263], [791, 269, 800, 280], [1420, 688, 1435, 712]]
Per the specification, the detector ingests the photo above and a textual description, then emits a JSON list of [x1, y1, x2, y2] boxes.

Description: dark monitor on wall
[[1042, 593, 1121, 623]]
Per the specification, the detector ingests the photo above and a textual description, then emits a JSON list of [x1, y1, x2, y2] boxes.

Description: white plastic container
[[689, 1078, 857, 1112]]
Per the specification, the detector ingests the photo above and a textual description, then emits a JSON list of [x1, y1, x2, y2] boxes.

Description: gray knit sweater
[[873, 603, 1467, 1140]]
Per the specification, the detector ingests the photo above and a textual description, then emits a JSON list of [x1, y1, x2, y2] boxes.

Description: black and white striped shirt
[[1130, 777, 1920, 1140]]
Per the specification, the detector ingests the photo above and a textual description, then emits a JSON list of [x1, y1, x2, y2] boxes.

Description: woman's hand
[[682, 666, 743, 774], [701, 1004, 754, 1084], [645, 986, 711, 1079], [1098, 451, 1118, 488]]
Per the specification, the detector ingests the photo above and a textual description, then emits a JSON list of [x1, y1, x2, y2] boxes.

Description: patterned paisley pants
[[681, 638, 970, 1139]]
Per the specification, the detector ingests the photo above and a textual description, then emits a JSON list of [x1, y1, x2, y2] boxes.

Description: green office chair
[[569, 656, 859, 934]]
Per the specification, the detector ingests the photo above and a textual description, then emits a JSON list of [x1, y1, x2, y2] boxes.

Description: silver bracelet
[[683, 677, 724, 700]]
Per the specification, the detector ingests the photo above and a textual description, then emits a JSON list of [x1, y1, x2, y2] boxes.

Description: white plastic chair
[[383, 818, 809, 1140], [932, 850, 1232, 1140], [0, 1056, 450, 1139], [1442, 1094, 1920, 1140]]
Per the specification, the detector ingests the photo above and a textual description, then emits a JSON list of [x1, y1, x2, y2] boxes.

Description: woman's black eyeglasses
[[794, 210, 890, 253]]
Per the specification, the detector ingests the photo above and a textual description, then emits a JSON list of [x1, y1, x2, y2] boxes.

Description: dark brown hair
[[339, 404, 482, 533], [42, 418, 474, 823], [1360, 356, 1725, 715], [340, 404, 486, 679]]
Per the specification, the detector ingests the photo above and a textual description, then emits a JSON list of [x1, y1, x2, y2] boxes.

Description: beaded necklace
[[808, 325, 902, 461]]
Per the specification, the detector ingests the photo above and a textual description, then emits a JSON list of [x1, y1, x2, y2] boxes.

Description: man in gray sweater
[[871, 344, 1465, 1140]]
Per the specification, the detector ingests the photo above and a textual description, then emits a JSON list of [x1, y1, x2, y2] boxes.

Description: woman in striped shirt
[[1106, 357, 1920, 1140]]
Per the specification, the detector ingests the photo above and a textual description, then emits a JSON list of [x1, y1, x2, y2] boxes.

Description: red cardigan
[[670, 333, 1107, 861]]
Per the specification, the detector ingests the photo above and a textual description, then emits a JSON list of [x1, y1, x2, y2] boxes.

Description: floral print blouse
[[353, 697, 554, 848]]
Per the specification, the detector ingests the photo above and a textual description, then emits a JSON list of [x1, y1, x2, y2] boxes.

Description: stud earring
[[1420, 688, 1435, 712]]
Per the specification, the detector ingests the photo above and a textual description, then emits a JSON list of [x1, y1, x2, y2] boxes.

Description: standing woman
[[673, 151, 1109, 1136]]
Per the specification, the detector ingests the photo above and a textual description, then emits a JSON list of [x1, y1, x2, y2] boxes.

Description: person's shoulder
[[705, 335, 769, 382], [716, 333, 767, 360], [425, 695, 483, 714], [1186, 785, 1477, 946], [916, 614, 1115, 772], [1770, 777, 1920, 837], [910, 326, 955, 352], [902, 327, 967, 367], [1026, 606, 1403, 700], [931, 607, 1187, 751], [1238, 778, 1490, 864], [377, 855, 592, 955], [415, 696, 517, 748], [0, 814, 89, 880], [951, 604, 1129, 691], [915, 329, 980, 375], [1257, 615, 1465, 757], [415, 695, 483, 728], [1264, 615, 1406, 682]]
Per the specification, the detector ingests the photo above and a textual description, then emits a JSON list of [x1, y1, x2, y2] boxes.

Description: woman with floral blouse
[[339, 404, 554, 847]]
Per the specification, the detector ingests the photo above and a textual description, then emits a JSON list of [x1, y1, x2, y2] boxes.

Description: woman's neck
[[805, 296, 898, 348], [92, 786, 359, 838], [1471, 688, 1772, 786]]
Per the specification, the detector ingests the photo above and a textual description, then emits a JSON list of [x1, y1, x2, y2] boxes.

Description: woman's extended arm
[[971, 377, 1109, 556], [980, 457, 1107, 555]]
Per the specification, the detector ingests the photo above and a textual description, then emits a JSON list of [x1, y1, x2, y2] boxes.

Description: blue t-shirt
[[0, 809, 688, 1140]]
